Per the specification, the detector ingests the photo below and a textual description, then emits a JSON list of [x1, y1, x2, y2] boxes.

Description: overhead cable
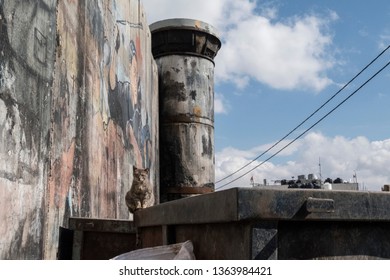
[[216, 44, 390, 185], [216, 58, 390, 190]]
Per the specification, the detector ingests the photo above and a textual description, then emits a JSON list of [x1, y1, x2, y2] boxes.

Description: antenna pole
[[319, 157, 322, 184]]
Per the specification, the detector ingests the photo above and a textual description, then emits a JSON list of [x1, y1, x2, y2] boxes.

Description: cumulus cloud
[[143, 0, 337, 92], [216, 13, 336, 91], [142, 0, 227, 27], [215, 132, 390, 191], [214, 92, 229, 114]]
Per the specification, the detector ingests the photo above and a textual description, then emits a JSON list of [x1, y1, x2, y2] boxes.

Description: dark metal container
[[150, 19, 221, 201], [135, 188, 390, 259]]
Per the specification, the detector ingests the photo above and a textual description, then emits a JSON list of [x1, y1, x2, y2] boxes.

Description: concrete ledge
[[135, 188, 239, 226], [135, 188, 390, 227]]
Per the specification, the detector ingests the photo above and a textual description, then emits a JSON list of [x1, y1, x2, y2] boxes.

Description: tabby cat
[[125, 166, 154, 213]]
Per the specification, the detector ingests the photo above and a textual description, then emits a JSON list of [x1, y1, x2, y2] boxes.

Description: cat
[[125, 166, 154, 214]]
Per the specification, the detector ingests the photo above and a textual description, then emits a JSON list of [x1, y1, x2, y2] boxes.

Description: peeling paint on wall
[[0, 0, 56, 259], [0, 0, 158, 259]]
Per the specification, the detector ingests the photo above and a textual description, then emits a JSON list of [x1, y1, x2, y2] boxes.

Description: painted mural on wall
[[0, 0, 158, 259], [0, 0, 56, 259]]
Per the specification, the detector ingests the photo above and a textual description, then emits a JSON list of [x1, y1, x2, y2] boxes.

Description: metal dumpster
[[59, 218, 137, 260], [134, 188, 390, 259]]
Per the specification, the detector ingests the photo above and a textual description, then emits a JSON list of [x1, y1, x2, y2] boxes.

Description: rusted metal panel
[[68, 217, 137, 233], [136, 189, 390, 259], [150, 19, 221, 201], [237, 188, 390, 221], [158, 55, 215, 196], [138, 225, 164, 249], [173, 223, 252, 260], [67, 218, 137, 260], [135, 188, 390, 227], [251, 222, 278, 260], [305, 197, 335, 213], [0, 0, 159, 259], [278, 221, 390, 260]]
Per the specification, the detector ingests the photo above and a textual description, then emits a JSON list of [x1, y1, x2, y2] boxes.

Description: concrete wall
[[0, 0, 158, 259]]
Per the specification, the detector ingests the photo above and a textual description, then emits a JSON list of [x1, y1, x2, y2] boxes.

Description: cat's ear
[[145, 168, 149, 174], [133, 165, 137, 171]]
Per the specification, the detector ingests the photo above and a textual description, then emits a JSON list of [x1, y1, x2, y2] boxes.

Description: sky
[[142, 0, 390, 191]]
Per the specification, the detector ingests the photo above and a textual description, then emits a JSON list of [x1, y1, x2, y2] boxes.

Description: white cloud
[[142, 0, 227, 26], [214, 92, 229, 114], [215, 13, 336, 92], [143, 0, 337, 92], [216, 132, 390, 191]]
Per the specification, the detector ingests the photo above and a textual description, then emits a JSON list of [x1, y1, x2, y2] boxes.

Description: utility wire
[[215, 44, 390, 185], [216, 59, 390, 190]]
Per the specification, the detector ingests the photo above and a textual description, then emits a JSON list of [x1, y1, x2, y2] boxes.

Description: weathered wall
[[0, 0, 158, 259], [0, 0, 56, 259]]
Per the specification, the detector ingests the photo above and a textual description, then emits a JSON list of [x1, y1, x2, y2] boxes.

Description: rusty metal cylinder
[[150, 19, 221, 202]]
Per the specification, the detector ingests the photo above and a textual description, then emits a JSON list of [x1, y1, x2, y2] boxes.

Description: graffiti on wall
[[45, 0, 159, 259], [0, 0, 57, 259], [0, 0, 159, 259]]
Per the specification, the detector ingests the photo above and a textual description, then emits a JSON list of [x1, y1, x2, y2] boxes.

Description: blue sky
[[143, 0, 390, 191]]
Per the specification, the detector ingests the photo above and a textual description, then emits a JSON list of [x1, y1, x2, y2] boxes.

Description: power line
[[216, 59, 390, 190], [215, 44, 390, 185]]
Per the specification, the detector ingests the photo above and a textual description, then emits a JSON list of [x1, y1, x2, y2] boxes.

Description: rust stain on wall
[[0, 0, 159, 259]]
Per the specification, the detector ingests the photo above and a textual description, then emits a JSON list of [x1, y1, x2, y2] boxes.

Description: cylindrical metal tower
[[150, 18, 221, 202]]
